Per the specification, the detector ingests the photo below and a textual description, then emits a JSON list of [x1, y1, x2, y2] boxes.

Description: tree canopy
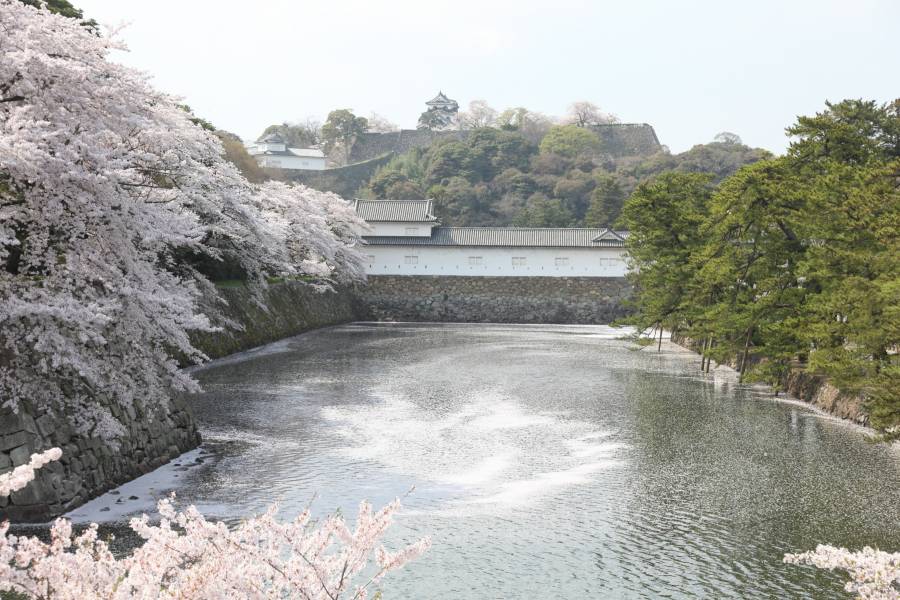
[[1, 1, 367, 439], [359, 117, 766, 227], [620, 99, 900, 439], [321, 109, 368, 165], [539, 125, 602, 158]]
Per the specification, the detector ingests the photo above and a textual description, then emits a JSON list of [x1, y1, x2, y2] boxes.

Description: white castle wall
[[363, 245, 628, 277]]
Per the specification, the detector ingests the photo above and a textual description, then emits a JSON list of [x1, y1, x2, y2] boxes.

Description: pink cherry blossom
[[0, 0, 367, 441], [785, 545, 900, 600], [0, 448, 62, 497], [1, 449, 429, 599]]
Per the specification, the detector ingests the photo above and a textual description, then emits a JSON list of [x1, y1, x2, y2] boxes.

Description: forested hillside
[[620, 99, 900, 439], [357, 126, 768, 227]]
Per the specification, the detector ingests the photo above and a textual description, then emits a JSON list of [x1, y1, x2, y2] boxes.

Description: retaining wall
[[192, 281, 366, 359], [361, 275, 631, 324], [672, 334, 869, 426], [285, 154, 395, 199]]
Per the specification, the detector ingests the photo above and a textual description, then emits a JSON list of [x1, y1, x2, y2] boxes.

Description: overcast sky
[[76, 0, 898, 154]]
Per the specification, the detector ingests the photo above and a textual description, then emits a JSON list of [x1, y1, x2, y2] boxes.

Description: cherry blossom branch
[[0, 448, 62, 497], [785, 545, 900, 600]]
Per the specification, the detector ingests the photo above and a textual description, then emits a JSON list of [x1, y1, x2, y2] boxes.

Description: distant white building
[[354, 199, 629, 277], [245, 133, 327, 170]]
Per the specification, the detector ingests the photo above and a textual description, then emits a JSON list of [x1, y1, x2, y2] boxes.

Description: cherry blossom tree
[[785, 545, 900, 600], [564, 101, 619, 127], [459, 100, 499, 129], [0, 0, 366, 440], [250, 182, 369, 286], [367, 112, 399, 133], [0, 449, 429, 599]]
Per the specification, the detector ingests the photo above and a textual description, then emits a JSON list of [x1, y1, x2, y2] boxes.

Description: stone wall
[[360, 275, 631, 324], [286, 153, 395, 199], [783, 370, 868, 426], [192, 281, 366, 359], [0, 396, 199, 522], [0, 282, 365, 522], [672, 333, 869, 426], [590, 123, 662, 157], [349, 129, 470, 163]]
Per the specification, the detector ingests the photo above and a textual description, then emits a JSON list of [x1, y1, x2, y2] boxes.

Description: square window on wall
[[512, 257, 527, 266], [405, 227, 419, 235], [555, 257, 570, 266], [404, 255, 418, 265], [468, 256, 483, 265]]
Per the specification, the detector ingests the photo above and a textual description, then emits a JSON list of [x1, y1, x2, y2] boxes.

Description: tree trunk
[[705, 340, 713, 373], [738, 327, 753, 383], [658, 324, 663, 353]]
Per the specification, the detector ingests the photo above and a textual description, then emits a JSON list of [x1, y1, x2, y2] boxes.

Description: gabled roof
[[362, 227, 628, 248], [354, 199, 438, 223], [425, 91, 457, 106], [592, 229, 625, 243]]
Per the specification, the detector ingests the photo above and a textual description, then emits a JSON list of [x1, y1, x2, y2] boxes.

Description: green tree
[[618, 172, 714, 340], [552, 169, 595, 219], [512, 193, 574, 227], [783, 99, 900, 434], [539, 125, 602, 158], [619, 98, 900, 438], [463, 128, 534, 181], [368, 170, 424, 199], [321, 109, 368, 165], [428, 177, 495, 225], [424, 141, 471, 186], [218, 133, 267, 183], [787, 99, 900, 164], [260, 121, 320, 148], [584, 175, 625, 227], [18, 0, 97, 29], [691, 160, 808, 382]]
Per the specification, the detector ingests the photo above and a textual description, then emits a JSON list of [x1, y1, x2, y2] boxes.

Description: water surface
[[79, 323, 900, 598]]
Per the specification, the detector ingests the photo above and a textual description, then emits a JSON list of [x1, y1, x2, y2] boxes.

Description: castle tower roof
[[425, 91, 457, 107]]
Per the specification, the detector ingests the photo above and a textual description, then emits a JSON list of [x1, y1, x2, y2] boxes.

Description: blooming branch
[[0, 452, 428, 599], [0, 447, 62, 497], [785, 545, 900, 600]]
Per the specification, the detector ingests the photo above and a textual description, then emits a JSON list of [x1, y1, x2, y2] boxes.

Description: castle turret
[[418, 91, 459, 131]]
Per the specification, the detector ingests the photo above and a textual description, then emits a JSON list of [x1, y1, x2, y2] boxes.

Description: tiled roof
[[363, 227, 628, 248], [426, 91, 454, 105], [354, 200, 438, 222]]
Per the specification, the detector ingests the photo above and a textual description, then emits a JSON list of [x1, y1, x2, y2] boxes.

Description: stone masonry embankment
[[192, 281, 366, 359], [672, 333, 868, 426], [361, 275, 631, 324], [0, 282, 365, 522], [0, 394, 200, 522]]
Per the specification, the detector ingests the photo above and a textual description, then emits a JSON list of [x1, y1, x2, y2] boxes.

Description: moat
[[70, 322, 900, 598]]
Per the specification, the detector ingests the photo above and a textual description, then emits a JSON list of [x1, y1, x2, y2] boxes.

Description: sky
[[76, 0, 899, 154]]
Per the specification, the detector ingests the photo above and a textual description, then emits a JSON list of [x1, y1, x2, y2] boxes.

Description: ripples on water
[[75, 323, 900, 598]]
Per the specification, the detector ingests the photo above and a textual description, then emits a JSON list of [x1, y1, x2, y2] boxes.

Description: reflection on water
[[85, 323, 900, 597]]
